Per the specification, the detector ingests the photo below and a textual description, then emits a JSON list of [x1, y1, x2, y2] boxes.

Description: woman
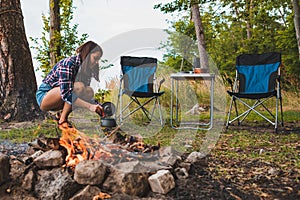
[[36, 41, 103, 127]]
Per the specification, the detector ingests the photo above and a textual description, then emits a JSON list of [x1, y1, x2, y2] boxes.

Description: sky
[[20, 0, 174, 88]]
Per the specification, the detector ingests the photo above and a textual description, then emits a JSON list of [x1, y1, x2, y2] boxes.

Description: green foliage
[[30, 0, 88, 77], [161, 56, 193, 71], [155, 0, 300, 91], [159, 15, 198, 70], [154, 0, 206, 13], [99, 59, 114, 71], [94, 89, 111, 103], [154, 0, 191, 13]]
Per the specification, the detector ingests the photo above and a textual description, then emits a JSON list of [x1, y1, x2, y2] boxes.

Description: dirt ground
[[0, 121, 299, 200]]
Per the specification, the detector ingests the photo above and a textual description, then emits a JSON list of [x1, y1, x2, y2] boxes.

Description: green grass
[[283, 110, 300, 121], [0, 120, 58, 143], [0, 109, 299, 145], [212, 131, 300, 170]]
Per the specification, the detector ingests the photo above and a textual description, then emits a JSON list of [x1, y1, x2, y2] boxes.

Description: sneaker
[[49, 111, 62, 122], [58, 121, 73, 129]]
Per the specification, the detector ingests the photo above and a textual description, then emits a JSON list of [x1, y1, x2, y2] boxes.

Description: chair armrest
[[158, 78, 165, 92], [226, 78, 234, 91]]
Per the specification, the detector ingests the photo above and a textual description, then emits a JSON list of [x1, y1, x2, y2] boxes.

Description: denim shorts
[[36, 82, 79, 107], [36, 82, 52, 107]]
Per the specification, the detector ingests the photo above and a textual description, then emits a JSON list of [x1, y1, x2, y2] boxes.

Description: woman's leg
[[74, 82, 85, 96], [40, 87, 64, 111], [40, 87, 73, 124], [74, 82, 94, 102], [83, 86, 94, 101]]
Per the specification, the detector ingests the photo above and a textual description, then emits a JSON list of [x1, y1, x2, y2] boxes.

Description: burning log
[[28, 137, 59, 151], [56, 122, 162, 169], [46, 138, 60, 150], [23, 150, 44, 165]]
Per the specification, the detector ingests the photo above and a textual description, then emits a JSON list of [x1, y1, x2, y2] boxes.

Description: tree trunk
[[0, 0, 43, 121], [246, 0, 253, 39], [49, 0, 61, 66], [292, 0, 300, 60], [191, 3, 209, 70]]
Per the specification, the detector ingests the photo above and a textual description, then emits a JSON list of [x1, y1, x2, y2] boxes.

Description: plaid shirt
[[43, 55, 81, 105]]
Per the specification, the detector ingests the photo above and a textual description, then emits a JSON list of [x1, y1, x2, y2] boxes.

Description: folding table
[[170, 72, 215, 130]]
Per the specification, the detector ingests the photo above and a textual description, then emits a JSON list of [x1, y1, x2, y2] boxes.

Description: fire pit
[[0, 124, 206, 199]]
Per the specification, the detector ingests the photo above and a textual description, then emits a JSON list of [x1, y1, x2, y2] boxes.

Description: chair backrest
[[121, 56, 157, 93], [236, 52, 281, 94]]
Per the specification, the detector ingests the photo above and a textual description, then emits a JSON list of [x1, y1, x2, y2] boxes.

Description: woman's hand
[[89, 104, 103, 116], [73, 98, 103, 116]]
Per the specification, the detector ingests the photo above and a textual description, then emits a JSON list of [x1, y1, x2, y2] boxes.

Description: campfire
[[58, 124, 161, 169], [0, 123, 205, 199]]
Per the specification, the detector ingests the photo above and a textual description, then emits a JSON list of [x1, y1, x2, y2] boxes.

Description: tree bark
[[191, 3, 209, 70], [246, 0, 253, 39], [0, 0, 43, 121], [49, 0, 61, 66], [292, 0, 300, 60]]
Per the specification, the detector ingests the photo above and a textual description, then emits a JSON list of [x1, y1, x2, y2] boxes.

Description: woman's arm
[[74, 98, 102, 114]]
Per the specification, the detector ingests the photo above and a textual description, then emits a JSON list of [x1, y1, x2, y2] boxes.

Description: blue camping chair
[[116, 56, 165, 125], [226, 52, 283, 131]]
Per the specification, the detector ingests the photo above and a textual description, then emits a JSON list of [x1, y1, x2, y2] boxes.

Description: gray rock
[[148, 169, 175, 194], [74, 160, 107, 185], [185, 151, 206, 163], [34, 168, 82, 200], [0, 153, 10, 185], [178, 162, 191, 172], [34, 150, 64, 168], [159, 147, 182, 166], [69, 185, 101, 200], [22, 170, 35, 191], [103, 161, 150, 197], [174, 167, 189, 179]]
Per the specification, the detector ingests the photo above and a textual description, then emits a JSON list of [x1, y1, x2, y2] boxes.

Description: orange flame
[[59, 126, 87, 168], [58, 124, 156, 169], [59, 125, 112, 168]]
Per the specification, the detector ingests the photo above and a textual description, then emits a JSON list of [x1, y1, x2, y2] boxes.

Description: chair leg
[[261, 102, 276, 119], [149, 98, 164, 126], [227, 95, 282, 130], [226, 96, 234, 129], [117, 90, 123, 124], [157, 98, 164, 126], [226, 96, 242, 128], [229, 96, 276, 127], [118, 96, 164, 126], [280, 96, 284, 126], [121, 98, 150, 121], [275, 96, 278, 131], [133, 97, 152, 121], [239, 100, 260, 124], [233, 98, 240, 125]]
